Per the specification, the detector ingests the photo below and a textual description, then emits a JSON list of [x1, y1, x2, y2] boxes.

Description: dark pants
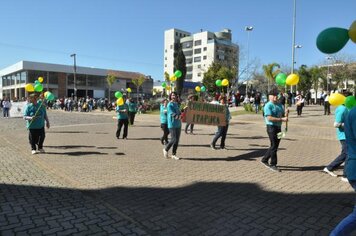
[[116, 119, 128, 139], [29, 128, 45, 151], [160, 123, 170, 144], [3, 107, 9, 117], [262, 125, 281, 166], [212, 125, 229, 148], [129, 112, 136, 125], [324, 101, 331, 115], [326, 140, 347, 175], [296, 104, 303, 116], [165, 127, 181, 155], [185, 123, 194, 133]]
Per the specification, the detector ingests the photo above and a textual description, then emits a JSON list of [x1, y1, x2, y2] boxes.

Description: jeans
[[211, 125, 229, 148], [327, 140, 347, 176], [325, 101, 331, 115], [129, 112, 136, 125], [185, 123, 194, 133], [165, 127, 181, 155], [160, 123, 170, 144], [116, 119, 128, 139], [330, 180, 356, 236], [262, 125, 281, 166], [3, 107, 9, 117], [29, 128, 45, 151]]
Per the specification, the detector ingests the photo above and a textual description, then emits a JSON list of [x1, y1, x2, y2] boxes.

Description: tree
[[202, 62, 236, 95], [309, 66, 324, 103], [131, 75, 146, 103], [106, 73, 117, 103], [297, 65, 313, 94], [173, 43, 186, 96], [262, 63, 281, 92]]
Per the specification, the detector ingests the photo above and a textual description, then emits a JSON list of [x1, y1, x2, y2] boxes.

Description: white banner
[[9, 101, 27, 118]]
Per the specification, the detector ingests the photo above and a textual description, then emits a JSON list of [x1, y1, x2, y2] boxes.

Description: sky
[[0, 0, 355, 82]]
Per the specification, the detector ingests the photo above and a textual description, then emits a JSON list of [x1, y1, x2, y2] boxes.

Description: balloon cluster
[[215, 79, 229, 87], [275, 73, 299, 86], [25, 77, 55, 101], [195, 85, 206, 92], [316, 20, 356, 54], [162, 70, 182, 93], [329, 93, 356, 109]]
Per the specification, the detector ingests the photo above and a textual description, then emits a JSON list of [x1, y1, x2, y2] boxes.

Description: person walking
[[23, 93, 50, 155], [323, 103, 349, 180], [2, 97, 11, 118], [260, 89, 289, 172], [128, 98, 138, 125], [159, 98, 169, 145], [210, 96, 231, 150], [254, 93, 261, 114], [163, 92, 181, 160], [185, 95, 196, 134], [295, 93, 305, 117], [330, 106, 356, 235], [324, 92, 331, 115], [115, 98, 129, 140]]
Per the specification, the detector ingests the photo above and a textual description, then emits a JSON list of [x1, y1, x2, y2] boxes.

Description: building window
[[186, 58, 192, 64], [175, 32, 178, 36], [197, 65, 201, 68], [203, 56, 207, 60], [194, 56, 201, 62], [184, 50, 193, 57], [182, 41, 193, 48], [203, 47, 207, 51], [165, 49, 167, 53], [198, 73, 201, 77], [194, 48, 201, 54], [194, 40, 202, 46]]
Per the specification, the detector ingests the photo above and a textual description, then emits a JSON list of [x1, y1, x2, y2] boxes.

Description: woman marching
[[210, 96, 231, 150], [160, 98, 170, 145], [163, 92, 181, 160]]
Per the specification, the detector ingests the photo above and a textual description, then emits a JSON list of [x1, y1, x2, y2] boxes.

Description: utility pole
[[70, 53, 77, 100]]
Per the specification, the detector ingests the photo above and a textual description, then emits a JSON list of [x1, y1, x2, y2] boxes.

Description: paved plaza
[[0, 104, 354, 235]]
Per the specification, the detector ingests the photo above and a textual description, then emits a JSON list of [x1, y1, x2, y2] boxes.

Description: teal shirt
[[167, 102, 181, 129], [128, 102, 137, 113], [116, 104, 129, 120], [263, 101, 284, 126], [334, 105, 348, 140], [24, 101, 46, 129], [345, 107, 356, 180], [160, 104, 168, 124]]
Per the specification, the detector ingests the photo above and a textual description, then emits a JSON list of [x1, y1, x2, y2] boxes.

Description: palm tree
[[262, 63, 281, 92], [106, 73, 117, 103], [131, 75, 146, 103]]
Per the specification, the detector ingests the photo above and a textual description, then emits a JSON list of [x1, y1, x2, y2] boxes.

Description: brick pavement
[[0, 104, 354, 235]]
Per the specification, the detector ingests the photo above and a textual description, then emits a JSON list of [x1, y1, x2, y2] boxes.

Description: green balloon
[[316, 27, 350, 54], [215, 80, 222, 87], [47, 93, 55, 101], [345, 96, 356, 110], [115, 91, 123, 98], [34, 83, 43, 92], [161, 82, 166, 88], [275, 73, 287, 86], [174, 70, 182, 78], [201, 86, 206, 92]]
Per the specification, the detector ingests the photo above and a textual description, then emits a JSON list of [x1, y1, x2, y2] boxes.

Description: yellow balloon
[[117, 97, 124, 106], [166, 85, 171, 91], [222, 79, 229, 86], [329, 93, 346, 106], [44, 91, 49, 98], [38, 77, 44, 83], [286, 74, 300, 86], [126, 88, 132, 93], [170, 75, 177, 82], [349, 20, 356, 43], [195, 86, 201, 92], [25, 83, 34, 92]]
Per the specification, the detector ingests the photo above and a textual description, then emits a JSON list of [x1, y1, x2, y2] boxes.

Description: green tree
[[309, 66, 324, 103], [173, 43, 186, 96], [106, 73, 117, 103], [202, 62, 236, 95], [131, 75, 146, 103], [297, 65, 313, 94], [262, 63, 280, 92]]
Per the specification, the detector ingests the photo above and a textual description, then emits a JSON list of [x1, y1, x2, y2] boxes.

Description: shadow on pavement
[[183, 149, 268, 162], [44, 151, 108, 156], [46, 145, 96, 149], [0, 182, 353, 235], [278, 165, 325, 172], [48, 131, 89, 134]]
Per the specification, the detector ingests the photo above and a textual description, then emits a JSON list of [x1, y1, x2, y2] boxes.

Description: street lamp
[[290, 0, 297, 93], [326, 56, 333, 92], [245, 26, 253, 95], [294, 44, 302, 92], [70, 53, 77, 99]]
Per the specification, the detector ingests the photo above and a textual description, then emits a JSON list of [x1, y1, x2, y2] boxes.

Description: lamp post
[[290, 0, 297, 93], [245, 26, 253, 96], [294, 44, 302, 92], [70, 53, 77, 99], [326, 56, 333, 92]]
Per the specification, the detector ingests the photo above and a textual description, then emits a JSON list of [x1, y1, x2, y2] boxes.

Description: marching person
[[163, 92, 181, 160], [2, 97, 11, 118], [210, 96, 231, 150], [23, 93, 50, 155], [159, 98, 169, 145], [115, 97, 129, 140], [260, 89, 288, 172], [128, 98, 138, 125], [185, 95, 196, 134]]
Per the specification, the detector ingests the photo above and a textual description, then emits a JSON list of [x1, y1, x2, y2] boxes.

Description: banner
[[9, 102, 27, 118], [185, 101, 226, 126]]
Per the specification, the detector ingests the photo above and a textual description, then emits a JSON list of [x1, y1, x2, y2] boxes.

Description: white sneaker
[[38, 149, 45, 153], [31, 150, 37, 155], [341, 177, 349, 183], [323, 167, 337, 177], [171, 155, 180, 160], [163, 149, 169, 159]]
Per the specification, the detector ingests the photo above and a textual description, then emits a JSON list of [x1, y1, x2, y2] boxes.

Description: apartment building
[[164, 28, 239, 83]]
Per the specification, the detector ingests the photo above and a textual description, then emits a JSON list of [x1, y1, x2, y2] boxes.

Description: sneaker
[[260, 160, 270, 169], [341, 177, 349, 183], [269, 165, 281, 172], [210, 144, 217, 150], [171, 155, 180, 160], [323, 167, 337, 177], [31, 150, 37, 155], [38, 149, 45, 153], [163, 149, 169, 159]]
